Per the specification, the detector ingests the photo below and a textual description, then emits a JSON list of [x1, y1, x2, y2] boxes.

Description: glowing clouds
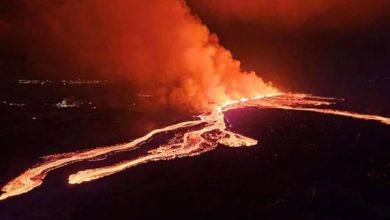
[[3, 0, 277, 111]]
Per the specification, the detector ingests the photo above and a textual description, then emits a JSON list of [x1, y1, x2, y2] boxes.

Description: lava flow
[[1, 93, 389, 201]]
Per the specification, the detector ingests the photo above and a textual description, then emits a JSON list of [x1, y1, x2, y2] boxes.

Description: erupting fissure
[[1, 93, 389, 201]]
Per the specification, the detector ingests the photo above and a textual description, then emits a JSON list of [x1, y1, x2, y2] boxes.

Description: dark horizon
[[0, 1, 389, 219]]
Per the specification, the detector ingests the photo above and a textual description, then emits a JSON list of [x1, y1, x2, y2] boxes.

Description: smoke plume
[[0, 0, 277, 111]]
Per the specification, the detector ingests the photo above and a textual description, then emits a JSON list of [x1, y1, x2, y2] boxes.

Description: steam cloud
[[0, 0, 276, 111]]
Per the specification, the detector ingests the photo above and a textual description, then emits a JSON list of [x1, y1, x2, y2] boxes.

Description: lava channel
[[1, 93, 389, 201]]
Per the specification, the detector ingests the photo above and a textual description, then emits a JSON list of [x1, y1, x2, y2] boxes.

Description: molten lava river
[[1, 93, 389, 201]]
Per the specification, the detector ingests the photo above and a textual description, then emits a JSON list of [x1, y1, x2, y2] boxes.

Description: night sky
[[0, 1, 390, 219], [0, 0, 389, 91], [187, 0, 390, 93]]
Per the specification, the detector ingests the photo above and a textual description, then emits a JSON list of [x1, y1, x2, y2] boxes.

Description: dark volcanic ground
[[0, 79, 389, 220]]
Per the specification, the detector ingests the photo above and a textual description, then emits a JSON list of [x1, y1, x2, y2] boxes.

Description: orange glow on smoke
[[10, 0, 278, 111], [1, 93, 389, 200], [1, 0, 390, 202]]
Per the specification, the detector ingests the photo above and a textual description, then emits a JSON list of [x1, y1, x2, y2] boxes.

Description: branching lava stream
[[1, 93, 389, 201]]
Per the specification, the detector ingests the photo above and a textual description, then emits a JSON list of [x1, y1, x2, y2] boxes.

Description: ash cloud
[[0, 0, 276, 111]]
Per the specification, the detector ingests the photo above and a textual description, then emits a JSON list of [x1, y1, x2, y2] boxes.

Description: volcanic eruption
[[0, 0, 389, 201], [1, 0, 277, 111]]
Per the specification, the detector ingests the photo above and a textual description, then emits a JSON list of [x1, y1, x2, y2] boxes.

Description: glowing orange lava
[[1, 93, 389, 201]]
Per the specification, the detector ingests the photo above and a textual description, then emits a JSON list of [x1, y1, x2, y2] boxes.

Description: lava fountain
[[1, 92, 389, 201]]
